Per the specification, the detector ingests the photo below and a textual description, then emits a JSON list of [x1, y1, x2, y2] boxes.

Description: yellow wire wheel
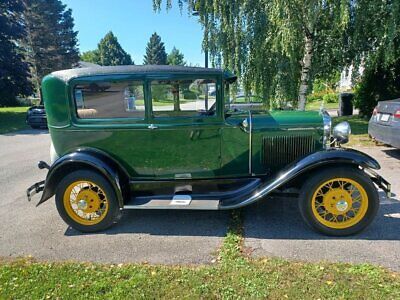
[[311, 177, 369, 229], [63, 180, 109, 226]]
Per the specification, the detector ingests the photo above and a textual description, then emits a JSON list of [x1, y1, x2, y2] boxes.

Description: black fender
[[37, 148, 129, 207], [220, 147, 381, 209]]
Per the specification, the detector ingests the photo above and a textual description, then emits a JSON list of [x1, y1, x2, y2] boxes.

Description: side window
[[74, 81, 145, 119], [151, 79, 216, 117]]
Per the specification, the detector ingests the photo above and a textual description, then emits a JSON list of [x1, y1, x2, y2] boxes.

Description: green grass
[[333, 115, 375, 147], [306, 100, 339, 110], [0, 107, 29, 134], [1, 211, 399, 299]]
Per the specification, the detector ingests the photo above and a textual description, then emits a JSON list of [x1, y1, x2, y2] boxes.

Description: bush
[[182, 90, 197, 100], [322, 93, 338, 103], [354, 56, 400, 117]]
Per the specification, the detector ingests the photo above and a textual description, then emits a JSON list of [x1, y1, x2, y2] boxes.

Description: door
[[148, 77, 222, 179]]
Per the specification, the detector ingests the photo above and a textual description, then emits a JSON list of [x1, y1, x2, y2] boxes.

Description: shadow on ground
[[244, 191, 400, 241], [382, 148, 400, 160], [64, 192, 400, 241], [64, 210, 230, 237], [3, 129, 49, 136]]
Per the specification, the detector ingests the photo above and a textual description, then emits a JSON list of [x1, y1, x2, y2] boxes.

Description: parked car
[[26, 105, 47, 129], [368, 99, 400, 148], [27, 65, 390, 236]]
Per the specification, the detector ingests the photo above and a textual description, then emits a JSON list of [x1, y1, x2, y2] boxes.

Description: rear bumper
[[368, 121, 400, 148], [26, 115, 47, 127], [27, 180, 45, 202]]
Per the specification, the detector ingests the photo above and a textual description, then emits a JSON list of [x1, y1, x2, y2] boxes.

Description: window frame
[[69, 75, 148, 126], [147, 74, 223, 123]]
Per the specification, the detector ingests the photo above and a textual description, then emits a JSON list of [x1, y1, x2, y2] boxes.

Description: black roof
[[50, 65, 237, 83]]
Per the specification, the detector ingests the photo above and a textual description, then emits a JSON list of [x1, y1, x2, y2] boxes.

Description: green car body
[[27, 65, 390, 235]]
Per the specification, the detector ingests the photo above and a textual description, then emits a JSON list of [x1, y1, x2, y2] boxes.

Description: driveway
[[245, 146, 400, 271], [0, 130, 228, 264], [0, 130, 399, 270]]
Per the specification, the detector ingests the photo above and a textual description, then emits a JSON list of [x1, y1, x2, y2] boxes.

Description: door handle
[[148, 124, 158, 130]]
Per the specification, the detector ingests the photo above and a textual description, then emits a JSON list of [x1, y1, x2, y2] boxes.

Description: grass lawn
[[306, 100, 339, 110], [0, 107, 29, 134], [1, 212, 399, 299], [333, 115, 375, 147]]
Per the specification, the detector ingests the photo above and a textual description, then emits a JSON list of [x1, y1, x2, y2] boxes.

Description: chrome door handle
[[148, 124, 158, 130]]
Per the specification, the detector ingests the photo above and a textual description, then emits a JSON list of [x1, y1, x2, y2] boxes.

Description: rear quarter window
[[73, 81, 145, 119]]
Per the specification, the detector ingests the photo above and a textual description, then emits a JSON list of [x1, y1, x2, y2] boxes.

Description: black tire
[[55, 170, 121, 232], [299, 166, 379, 236], [30, 125, 40, 129]]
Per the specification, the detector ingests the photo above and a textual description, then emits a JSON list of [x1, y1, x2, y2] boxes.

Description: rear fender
[[220, 148, 381, 209], [37, 148, 129, 207]]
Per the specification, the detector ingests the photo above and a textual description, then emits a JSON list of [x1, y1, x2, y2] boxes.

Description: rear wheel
[[299, 167, 379, 236], [55, 170, 120, 232]]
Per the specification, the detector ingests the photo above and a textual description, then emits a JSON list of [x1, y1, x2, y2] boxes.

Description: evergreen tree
[[22, 0, 79, 92], [144, 32, 167, 65], [97, 31, 133, 66], [167, 47, 186, 66], [58, 8, 79, 70], [0, 0, 33, 106], [80, 50, 101, 65]]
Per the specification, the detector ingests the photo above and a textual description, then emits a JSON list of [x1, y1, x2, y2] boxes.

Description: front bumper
[[368, 121, 400, 148], [365, 169, 392, 198]]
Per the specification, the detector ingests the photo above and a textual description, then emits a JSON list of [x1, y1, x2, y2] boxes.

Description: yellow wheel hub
[[311, 178, 368, 229], [63, 180, 109, 226]]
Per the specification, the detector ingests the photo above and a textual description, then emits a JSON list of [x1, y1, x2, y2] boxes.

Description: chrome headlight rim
[[333, 121, 351, 145]]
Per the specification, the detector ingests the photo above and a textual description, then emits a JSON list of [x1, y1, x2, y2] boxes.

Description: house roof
[[49, 65, 237, 83]]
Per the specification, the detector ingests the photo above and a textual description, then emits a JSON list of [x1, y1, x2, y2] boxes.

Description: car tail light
[[372, 107, 378, 115], [394, 110, 400, 119]]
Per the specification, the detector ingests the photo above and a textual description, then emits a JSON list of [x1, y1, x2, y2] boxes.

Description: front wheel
[[299, 167, 379, 236], [55, 170, 120, 232]]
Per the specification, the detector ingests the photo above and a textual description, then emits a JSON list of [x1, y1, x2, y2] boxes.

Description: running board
[[124, 195, 220, 210]]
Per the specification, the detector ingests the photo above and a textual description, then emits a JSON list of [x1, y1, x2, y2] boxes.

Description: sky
[[62, 0, 205, 66]]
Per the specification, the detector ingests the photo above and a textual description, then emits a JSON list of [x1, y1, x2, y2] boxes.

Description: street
[[0, 130, 399, 270]]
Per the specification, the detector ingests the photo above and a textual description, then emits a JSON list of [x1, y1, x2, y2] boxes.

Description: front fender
[[220, 147, 380, 209], [37, 149, 128, 207]]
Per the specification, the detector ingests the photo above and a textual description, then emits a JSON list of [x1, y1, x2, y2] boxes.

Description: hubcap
[[311, 178, 369, 229], [63, 180, 109, 226]]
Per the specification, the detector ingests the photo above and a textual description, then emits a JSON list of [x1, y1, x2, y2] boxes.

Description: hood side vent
[[262, 134, 316, 167]]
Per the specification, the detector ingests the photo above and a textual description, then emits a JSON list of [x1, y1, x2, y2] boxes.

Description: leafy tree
[[349, 0, 400, 115], [0, 0, 33, 106], [154, 0, 350, 109], [22, 0, 79, 93], [167, 47, 186, 65], [80, 50, 100, 64], [144, 32, 168, 65], [97, 31, 133, 66]]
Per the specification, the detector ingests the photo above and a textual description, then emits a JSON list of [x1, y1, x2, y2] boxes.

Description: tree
[[167, 47, 186, 65], [80, 50, 100, 64], [144, 32, 167, 65], [0, 0, 33, 106], [97, 31, 133, 66], [348, 0, 400, 115], [154, 1, 350, 110], [22, 0, 79, 93]]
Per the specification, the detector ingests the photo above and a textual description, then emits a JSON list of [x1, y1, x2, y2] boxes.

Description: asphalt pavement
[[0, 130, 399, 270]]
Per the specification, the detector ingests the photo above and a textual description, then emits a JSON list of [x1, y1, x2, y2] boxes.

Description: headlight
[[333, 121, 351, 144], [321, 110, 331, 148]]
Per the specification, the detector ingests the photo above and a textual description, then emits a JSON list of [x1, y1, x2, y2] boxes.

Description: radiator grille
[[262, 134, 316, 167]]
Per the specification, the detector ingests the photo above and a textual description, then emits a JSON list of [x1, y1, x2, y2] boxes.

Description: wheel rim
[[311, 178, 369, 229], [63, 180, 109, 225]]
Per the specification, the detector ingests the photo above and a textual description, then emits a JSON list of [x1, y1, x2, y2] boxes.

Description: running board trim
[[124, 197, 219, 210]]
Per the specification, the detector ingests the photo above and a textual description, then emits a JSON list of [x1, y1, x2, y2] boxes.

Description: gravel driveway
[[0, 130, 399, 270]]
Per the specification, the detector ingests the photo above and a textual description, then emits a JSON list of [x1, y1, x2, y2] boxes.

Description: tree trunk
[[297, 34, 314, 110]]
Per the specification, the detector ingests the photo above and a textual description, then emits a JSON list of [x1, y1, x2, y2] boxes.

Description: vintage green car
[[27, 65, 390, 236]]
